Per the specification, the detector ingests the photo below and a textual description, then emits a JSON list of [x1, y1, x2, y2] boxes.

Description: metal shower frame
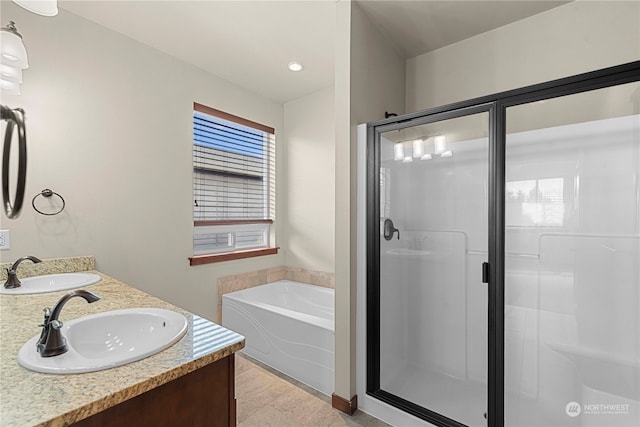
[[365, 60, 640, 427]]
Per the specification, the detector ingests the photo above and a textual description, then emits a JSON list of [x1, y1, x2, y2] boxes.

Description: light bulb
[[434, 135, 446, 155], [393, 143, 404, 161], [412, 139, 424, 158], [288, 61, 303, 72]]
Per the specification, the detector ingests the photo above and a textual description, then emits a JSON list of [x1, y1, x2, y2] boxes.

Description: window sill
[[189, 247, 279, 266]]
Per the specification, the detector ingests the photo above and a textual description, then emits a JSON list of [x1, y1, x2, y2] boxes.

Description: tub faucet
[[37, 289, 101, 357], [4, 255, 42, 289]]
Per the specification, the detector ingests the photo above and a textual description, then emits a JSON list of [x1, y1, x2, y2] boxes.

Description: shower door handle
[[482, 262, 489, 283], [383, 218, 400, 241]]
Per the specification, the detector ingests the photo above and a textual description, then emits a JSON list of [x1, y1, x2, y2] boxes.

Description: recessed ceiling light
[[288, 61, 303, 72]]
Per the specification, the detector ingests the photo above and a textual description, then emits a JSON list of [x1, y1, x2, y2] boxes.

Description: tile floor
[[235, 353, 391, 427]]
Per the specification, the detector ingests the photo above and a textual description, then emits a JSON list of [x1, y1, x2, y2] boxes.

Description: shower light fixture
[[12, 0, 58, 17], [395, 134, 450, 162]]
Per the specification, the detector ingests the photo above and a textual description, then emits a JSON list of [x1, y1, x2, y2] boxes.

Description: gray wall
[[334, 0, 406, 401], [407, 0, 640, 111], [283, 86, 336, 273], [0, 3, 286, 320]]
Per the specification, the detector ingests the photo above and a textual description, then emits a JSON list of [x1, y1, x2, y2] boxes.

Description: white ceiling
[[59, 0, 337, 104], [59, 0, 570, 104]]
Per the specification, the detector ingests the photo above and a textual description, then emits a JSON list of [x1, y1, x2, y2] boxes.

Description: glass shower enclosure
[[366, 61, 640, 427]]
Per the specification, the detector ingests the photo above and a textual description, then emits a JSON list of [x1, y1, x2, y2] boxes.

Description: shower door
[[367, 61, 640, 427], [368, 105, 493, 426], [503, 81, 640, 427]]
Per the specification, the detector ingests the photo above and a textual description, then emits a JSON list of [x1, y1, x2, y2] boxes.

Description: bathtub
[[222, 280, 334, 395]]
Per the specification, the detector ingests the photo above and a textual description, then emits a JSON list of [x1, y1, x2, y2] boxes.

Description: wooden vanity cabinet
[[72, 354, 236, 427]]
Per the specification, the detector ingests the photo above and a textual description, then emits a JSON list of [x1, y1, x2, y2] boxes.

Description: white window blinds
[[192, 102, 275, 254]]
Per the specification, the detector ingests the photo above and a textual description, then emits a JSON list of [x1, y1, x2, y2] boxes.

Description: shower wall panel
[[379, 113, 639, 426], [504, 84, 640, 427]]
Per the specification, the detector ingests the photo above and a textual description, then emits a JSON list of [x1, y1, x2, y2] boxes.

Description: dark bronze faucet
[[37, 289, 101, 357], [4, 255, 42, 289]]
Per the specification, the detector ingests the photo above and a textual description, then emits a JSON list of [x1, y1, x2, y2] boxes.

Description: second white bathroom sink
[[0, 273, 101, 295], [17, 308, 188, 374]]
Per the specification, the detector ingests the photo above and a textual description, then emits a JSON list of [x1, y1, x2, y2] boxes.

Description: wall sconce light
[[1, 21, 28, 95], [1, 22, 29, 69], [12, 0, 58, 17]]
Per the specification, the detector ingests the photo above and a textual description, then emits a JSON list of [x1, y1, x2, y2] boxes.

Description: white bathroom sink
[[17, 308, 188, 374], [0, 273, 101, 295]]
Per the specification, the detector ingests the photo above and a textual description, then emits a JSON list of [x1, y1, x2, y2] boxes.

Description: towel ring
[[1, 105, 27, 219], [32, 189, 65, 216]]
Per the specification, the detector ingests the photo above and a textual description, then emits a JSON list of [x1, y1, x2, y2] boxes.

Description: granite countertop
[[0, 258, 245, 427]]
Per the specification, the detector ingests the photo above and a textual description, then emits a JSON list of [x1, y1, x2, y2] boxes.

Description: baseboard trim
[[332, 393, 358, 416]]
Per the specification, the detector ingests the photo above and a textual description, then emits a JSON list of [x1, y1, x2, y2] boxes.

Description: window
[[190, 102, 277, 265], [506, 178, 565, 227]]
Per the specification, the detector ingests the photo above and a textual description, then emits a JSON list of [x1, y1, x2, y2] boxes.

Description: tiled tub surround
[[217, 266, 334, 323], [0, 266, 245, 426]]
